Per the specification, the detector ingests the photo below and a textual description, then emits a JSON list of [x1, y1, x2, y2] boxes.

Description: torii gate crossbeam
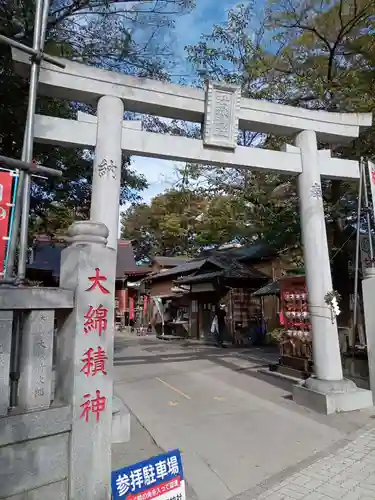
[[11, 46, 374, 500]]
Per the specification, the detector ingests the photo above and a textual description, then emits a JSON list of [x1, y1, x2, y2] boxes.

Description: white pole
[[90, 96, 124, 250], [296, 130, 343, 381]]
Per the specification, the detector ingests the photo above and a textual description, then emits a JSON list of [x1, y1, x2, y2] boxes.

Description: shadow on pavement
[[114, 340, 287, 391]]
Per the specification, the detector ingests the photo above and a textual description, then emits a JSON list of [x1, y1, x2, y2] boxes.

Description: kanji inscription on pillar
[[34, 337, 47, 398], [78, 266, 112, 424], [203, 81, 241, 150], [310, 181, 323, 200], [81, 346, 108, 376], [86, 267, 110, 294], [29, 311, 54, 407], [97, 158, 117, 179], [80, 390, 107, 422], [84, 304, 108, 336]]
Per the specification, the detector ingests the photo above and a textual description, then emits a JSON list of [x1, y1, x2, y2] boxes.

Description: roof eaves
[[145, 259, 206, 281]]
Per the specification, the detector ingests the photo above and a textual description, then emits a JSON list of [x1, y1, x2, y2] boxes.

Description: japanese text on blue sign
[[112, 449, 185, 500]]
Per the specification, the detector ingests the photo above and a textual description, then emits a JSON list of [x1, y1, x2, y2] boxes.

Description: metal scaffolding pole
[[0, 0, 65, 407], [18, 0, 49, 279], [0, 0, 65, 278], [0, 34, 65, 68], [0, 156, 62, 178]]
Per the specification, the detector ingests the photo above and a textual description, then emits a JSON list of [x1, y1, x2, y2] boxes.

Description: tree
[[48, 0, 195, 76], [121, 166, 301, 261], [121, 188, 207, 260], [178, 162, 301, 250], [184, 0, 375, 321], [184, 3, 301, 252], [0, 0, 195, 235], [266, 0, 375, 110], [265, 0, 375, 320], [119, 0, 375, 301]]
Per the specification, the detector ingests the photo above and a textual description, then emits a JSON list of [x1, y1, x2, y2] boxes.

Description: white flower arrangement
[[324, 290, 341, 322]]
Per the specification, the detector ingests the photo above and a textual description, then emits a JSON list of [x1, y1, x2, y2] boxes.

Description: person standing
[[164, 302, 172, 336], [212, 304, 226, 347]]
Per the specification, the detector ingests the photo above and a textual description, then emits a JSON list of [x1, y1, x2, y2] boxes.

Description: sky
[[127, 0, 239, 207]]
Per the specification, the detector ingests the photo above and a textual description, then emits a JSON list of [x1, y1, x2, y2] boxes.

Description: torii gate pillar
[[293, 129, 372, 413], [91, 95, 124, 250], [12, 46, 374, 414], [296, 130, 343, 381]]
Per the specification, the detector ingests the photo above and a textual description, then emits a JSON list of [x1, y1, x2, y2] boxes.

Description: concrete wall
[[0, 406, 71, 499], [0, 287, 74, 500]]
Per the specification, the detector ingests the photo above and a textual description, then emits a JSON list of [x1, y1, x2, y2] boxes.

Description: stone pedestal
[[55, 221, 116, 500], [90, 95, 124, 251], [293, 377, 373, 414], [292, 130, 373, 414], [362, 267, 375, 403]]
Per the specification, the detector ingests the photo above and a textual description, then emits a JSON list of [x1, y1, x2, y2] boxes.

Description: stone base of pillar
[[112, 395, 130, 444], [293, 376, 373, 414]]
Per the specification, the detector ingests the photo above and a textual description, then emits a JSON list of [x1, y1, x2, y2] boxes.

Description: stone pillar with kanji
[[55, 220, 116, 500], [91, 95, 124, 251]]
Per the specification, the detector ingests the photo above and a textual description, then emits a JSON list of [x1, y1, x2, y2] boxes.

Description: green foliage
[[184, 1, 375, 252], [264, 0, 375, 317], [121, 188, 208, 260], [182, 4, 303, 255], [0, 0, 194, 236], [122, 0, 375, 314], [8, 0, 371, 288]]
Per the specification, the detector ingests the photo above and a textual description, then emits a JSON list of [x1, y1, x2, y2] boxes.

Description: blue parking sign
[[112, 449, 186, 500]]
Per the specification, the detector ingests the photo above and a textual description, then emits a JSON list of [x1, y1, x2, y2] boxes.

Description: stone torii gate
[[11, 45, 373, 496]]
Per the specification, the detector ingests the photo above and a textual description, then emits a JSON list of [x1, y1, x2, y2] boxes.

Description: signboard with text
[[359, 234, 373, 271], [0, 172, 13, 275], [367, 160, 375, 218], [112, 450, 186, 500]]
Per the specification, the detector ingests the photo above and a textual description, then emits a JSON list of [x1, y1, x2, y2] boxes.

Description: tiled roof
[[175, 257, 268, 285], [116, 240, 139, 276], [146, 254, 269, 283], [145, 258, 207, 281], [27, 240, 65, 278], [202, 242, 278, 262], [152, 256, 191, 267], [253, 280, 280, 297], [27, 238, 141, 279]]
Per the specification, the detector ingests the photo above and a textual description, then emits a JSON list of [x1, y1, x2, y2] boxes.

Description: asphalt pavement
[[112, 334, 375, 500]]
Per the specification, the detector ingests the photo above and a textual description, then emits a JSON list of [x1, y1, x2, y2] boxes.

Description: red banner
[[116, 289, 127, 313], [129, 297, 134, 320], [0, 172, 13, 275]]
